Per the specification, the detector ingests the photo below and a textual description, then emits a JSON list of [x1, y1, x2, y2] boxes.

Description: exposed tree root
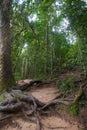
[[0, 79, 83, 130], [0, 114, 13, 121], [0, 90, 69, 113], [41, 99, 69, 110], [0, 88, 70, 130], [0, 77, 84, 130], [12, 79, 59, 91], [73, 88, 83, 103], [12, 80, 43, 90]]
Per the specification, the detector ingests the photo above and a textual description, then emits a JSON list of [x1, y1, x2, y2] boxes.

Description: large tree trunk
[[0, 0, 15, 91]]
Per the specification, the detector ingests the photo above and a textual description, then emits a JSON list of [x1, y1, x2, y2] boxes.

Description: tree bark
[[0, 0, 15, 91]]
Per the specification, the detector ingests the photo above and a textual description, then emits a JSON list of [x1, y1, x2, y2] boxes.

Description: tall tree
[[62, 0, 87, 77], [0, 0, 15, 90]]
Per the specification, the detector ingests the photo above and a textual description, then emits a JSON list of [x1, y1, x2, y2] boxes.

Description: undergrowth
[[68, 97, 85, 116], [56, 74, 75, 93], [56, 74, 86, 116]]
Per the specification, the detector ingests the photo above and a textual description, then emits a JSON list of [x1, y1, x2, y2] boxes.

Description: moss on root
[[67, 88, 83, 116], [67, 102, 78, 116]]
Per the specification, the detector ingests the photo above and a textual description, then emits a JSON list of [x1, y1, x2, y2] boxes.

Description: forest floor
[[1, 85, 79, 130], [1, 76, 83, 130]]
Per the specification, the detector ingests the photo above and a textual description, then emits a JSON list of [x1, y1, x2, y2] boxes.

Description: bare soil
[[1, 79, 81, 130]]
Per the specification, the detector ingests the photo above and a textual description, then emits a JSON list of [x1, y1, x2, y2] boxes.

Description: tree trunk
[[0, 0, 15, 91], [45, 16, 49, 75]]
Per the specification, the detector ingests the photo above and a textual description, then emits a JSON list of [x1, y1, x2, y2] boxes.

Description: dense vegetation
[[0, 1, 87, 130], [10, 0, 87, 80]]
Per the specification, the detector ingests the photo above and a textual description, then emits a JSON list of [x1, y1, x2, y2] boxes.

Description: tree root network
[[0, 79, 84, 130]]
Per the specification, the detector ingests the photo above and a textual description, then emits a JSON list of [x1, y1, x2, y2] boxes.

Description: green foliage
[[62, 0, 87, 77], [56, 74, 75, 92], [68, 88, 85, 116], [10, 0, 87, 80], [69, 103, 78, 116], [65, 42, 78, 68], [78, 94, 85, 108], [0, 94, 4, 102], [14, 72, 22, 81], [68, 94, 85, 116]]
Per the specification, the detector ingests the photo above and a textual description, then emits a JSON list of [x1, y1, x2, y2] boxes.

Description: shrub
[[56, 74, 75, 93]]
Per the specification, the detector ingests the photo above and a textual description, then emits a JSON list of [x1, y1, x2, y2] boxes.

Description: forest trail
[[1, 79, 80, 130]]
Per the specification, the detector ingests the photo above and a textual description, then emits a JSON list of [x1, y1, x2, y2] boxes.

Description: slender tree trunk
[[21, 57, 28, 79], [45, 17, 49, 75], [51, 44, 53, 75], [0, 0, 15, 90]]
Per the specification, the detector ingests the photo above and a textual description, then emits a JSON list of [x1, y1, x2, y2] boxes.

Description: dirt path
[[1, 82, 80, 130]]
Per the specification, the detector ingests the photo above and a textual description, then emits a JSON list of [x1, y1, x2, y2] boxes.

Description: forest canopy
[[10, 0, 87, 80]]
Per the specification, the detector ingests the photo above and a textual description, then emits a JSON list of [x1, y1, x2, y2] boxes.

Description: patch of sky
[[28, 14, 37, 22], [22, 43, 28, 53]]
